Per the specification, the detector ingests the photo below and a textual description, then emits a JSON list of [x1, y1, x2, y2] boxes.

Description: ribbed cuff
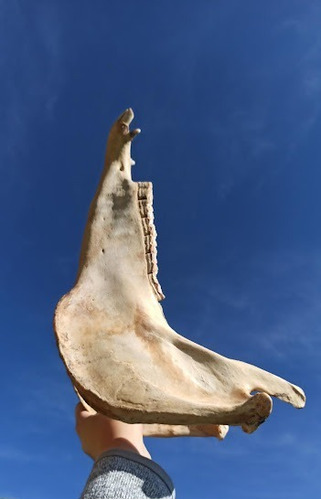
[[95, 448, 175, 493]]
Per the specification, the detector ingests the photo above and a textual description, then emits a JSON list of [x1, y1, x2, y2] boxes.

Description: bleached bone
[[75, 387, 229, 439], [54, 108, 305, 438]]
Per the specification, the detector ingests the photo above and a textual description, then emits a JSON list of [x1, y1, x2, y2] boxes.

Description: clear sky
[[0, 1, 320, 498]]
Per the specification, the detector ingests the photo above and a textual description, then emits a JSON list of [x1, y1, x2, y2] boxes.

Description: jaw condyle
[[54, 108, 305, 440]]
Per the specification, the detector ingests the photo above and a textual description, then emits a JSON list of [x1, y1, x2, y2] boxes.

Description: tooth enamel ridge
[[138, 181, 165, 301]]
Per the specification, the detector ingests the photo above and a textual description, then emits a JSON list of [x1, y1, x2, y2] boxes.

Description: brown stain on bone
[[111, 179, 131, 217]]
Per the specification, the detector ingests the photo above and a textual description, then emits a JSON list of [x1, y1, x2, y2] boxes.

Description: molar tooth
[[138, 200, 148, 218], [144, 236, 151, 253], [138, 182, 151, 200], [138, 190, 147, 200], [148, 275, 165, 301], [141, 217, 149, 235], [146, 252, 153, 274]]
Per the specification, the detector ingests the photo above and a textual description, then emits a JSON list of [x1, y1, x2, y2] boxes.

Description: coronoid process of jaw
[[54, 108, 306, 440]]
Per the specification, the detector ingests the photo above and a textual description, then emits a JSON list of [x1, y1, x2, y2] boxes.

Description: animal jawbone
[[54, 108, 305, 439]]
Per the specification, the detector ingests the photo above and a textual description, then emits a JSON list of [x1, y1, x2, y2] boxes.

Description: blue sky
[[0, 1, 320, 498]]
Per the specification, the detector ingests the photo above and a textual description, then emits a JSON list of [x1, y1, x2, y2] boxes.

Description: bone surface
[[75, 387, 228, 439], [54, 108, 306, 438]]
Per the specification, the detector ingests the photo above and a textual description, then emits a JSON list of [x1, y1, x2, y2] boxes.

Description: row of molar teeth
[[138, 182, 152, 201], [137, 182, 165, 300]]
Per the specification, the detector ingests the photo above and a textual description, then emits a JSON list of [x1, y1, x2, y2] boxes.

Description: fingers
[[75, 402, 94, 436], [75, 401, 85, 417], [75, 402, 91, 421], [75, 402, 84, 432]]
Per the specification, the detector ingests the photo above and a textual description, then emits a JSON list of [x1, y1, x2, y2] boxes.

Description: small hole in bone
[[120, 165, 124, 171], [102, 249, 105, 253]]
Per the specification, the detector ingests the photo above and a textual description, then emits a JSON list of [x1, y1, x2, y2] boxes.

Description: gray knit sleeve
[[81, 448, 176, 499]]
